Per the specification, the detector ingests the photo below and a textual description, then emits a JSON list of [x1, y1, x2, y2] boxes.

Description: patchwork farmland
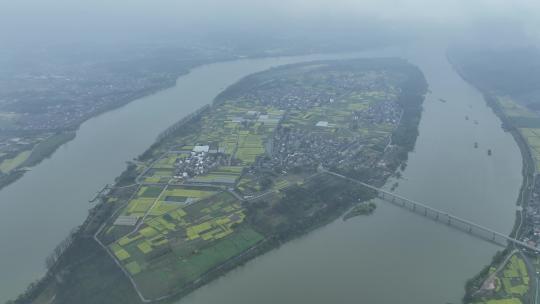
[[93, 58, 427, 301]]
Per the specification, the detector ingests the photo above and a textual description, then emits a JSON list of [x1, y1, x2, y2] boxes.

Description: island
[[16, 58, 427, 304]]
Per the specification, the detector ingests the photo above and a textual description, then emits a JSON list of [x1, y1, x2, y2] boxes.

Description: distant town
[[0, 43, 239, 189]]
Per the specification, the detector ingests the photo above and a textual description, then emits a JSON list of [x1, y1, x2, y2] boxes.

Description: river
[[177, 44, 523, 304], [1, 44, 522, 303]]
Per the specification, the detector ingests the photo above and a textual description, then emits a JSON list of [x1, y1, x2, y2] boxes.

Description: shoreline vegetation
[[11, 58, 427, 304], [448, 50, 538, 304], [343, 201, 377, 220]]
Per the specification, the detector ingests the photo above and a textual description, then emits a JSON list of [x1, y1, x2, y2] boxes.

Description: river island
[[14, 58, 427, 304]]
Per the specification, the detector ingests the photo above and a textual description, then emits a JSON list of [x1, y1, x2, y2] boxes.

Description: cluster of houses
[[239, 71, 387, 111], [234, 72, 401, 179], [172, 145, 226, 181], [356, 100, 402, 126], [267, 127, 354, 171]]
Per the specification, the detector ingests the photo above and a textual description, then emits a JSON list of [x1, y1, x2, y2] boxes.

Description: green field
[[0, 132, 76, 175], [120, 185, 166, 218], [0, 150, 31, 173], [498, 97, 536, 118], [498, 96, 540, 171], [473, 254, 529, 304], [109, 189, 255, 298], [132, 227, 263, 298], [162, 186, 216, 199], [138, 186, 164, 198]]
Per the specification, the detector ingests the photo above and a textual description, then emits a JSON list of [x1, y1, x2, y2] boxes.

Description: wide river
[[1, 44, 522, 303]]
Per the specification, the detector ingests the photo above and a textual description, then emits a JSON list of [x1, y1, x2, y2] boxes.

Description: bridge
[[321, 168, 539, 253]]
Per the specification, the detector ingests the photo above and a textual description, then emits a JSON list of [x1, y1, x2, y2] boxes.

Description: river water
[[1, 45, 522, 303]]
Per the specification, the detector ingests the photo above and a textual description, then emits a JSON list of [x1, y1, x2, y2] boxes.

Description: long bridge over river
[[321, 168, 539, 253]]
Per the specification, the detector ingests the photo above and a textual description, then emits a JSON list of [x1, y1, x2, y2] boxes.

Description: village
[[136, 67, 403, 192]]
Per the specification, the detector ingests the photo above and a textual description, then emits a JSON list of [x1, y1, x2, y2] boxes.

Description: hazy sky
[[1, 0, 539, 46]]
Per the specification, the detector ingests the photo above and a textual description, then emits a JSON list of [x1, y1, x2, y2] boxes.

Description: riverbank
[[0, 131, 76, 191], [343, 201, 377, 220], [0, 72, 189, 192], [461, 92, 536, 303], [449, 53, 537, 303], [451, 59, 534, 234]]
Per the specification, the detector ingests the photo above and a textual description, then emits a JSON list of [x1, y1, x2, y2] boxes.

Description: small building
[[192, 145, 210, 153], [315, 121, 329, 127]]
